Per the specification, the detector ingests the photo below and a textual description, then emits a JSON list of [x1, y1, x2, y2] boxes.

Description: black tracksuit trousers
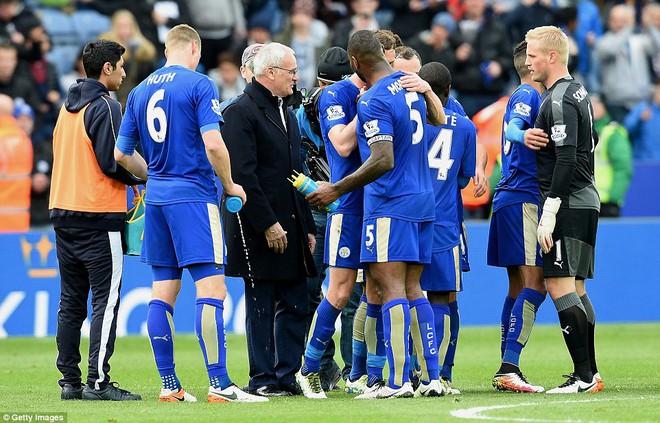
[[54, 227, 123, 390]]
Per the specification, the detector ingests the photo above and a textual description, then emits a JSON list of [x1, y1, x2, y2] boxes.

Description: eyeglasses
[[271, 66, 298, 76]]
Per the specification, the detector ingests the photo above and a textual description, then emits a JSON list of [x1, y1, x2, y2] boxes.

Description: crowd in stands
[[1, 0, 659, 231]]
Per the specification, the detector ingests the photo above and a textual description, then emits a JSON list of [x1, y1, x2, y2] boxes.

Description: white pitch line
[[450, 397, 658, 422]]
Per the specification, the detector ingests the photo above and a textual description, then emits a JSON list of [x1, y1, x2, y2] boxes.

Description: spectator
[[151, 0, 191, 57], [221, 43, 317, 396], [0, 93, 32, 232], [389, 0, 442, 42], [596, 4, 660, 123], [332, 0, 380, 50], [591, 94, 633, 218], [0, 43, 42, 131], [26, 32, 61, 145], [77, 0, 159, 48], [184, 0, 246, 71], [0, 0, 45, 61], [452, 0, 512, 117], [407, 12, 460, 74], [623, 80, 660, 161], [503, 0, 555, 46], [100, 9, 157, 105], [246, 13, 273, 45], [575, 0, 603, 93], [275, 0, 329, 90], [208, 51, 246, 102]]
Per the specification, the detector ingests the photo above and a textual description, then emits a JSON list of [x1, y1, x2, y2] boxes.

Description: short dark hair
[[513, 40, 529, 78], [348, 30, 384, 66], [395, 46, 422, 63], [419, 61, 451, 100], [82, 39, 125, 80]]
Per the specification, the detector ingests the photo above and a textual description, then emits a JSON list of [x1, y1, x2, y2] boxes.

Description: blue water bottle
[[226, 196, 243, 213]]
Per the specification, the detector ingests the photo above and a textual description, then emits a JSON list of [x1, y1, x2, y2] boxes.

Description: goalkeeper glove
[[537, 197, 561, 254]]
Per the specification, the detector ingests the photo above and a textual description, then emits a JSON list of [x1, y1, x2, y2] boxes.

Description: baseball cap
[[432, 12, 456, 34], [241, 43, 264, 68], [317, 47, 352, 83]]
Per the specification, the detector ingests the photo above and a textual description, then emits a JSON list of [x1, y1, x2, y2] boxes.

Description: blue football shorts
[[487, 202, 542, 267], [360, 217, 432, 264], [460, 220, 470, 272], [324, 212, 365, 269], [420, 244, 463, 292], [141, 202, 225, 269]]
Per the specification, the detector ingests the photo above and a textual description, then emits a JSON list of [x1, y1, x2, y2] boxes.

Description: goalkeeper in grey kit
[[525, 26, 603, 394]]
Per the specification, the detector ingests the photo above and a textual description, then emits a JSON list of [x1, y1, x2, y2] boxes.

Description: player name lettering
[[387, 80, 403, 95], [147, 72, 176, 85], [573, 86, 588, 102]]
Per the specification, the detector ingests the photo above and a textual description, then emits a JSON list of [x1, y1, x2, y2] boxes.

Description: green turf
[[1, 323, 658, 422]]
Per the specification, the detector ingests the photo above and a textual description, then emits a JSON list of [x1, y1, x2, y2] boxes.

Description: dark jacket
[[452, 15, 512, 95], [49, 78, 143, 231], [221, 80, 317, 280]]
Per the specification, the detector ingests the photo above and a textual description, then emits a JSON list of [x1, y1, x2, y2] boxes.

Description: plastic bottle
[[226, 196, 243, 213], [290, 172, 339, 213]]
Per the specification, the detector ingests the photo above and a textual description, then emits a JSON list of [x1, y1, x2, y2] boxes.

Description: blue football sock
[[349, 295, 368, 381], [431, 303, 450, 379], [195, 298, 231, 389], [503, 288, 546, 367], [147, 300, 181, 391], [410, 297, 439, 383], [382, 298, 410, 389], [365, 302, 386, 382], [440, 300, 460, 381], [303, 298, 341, 375], [500, 296, 516, 358]]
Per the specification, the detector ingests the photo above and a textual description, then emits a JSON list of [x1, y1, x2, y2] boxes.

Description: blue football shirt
[[356, 71, 434, 222], [492, 83, 542, 212], [426, 110, 477, 251], [318, 78, 363, 215], [118, 65, 224, 205]]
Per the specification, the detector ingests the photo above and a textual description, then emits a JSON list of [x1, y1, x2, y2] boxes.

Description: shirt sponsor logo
[[513, 102, 531, 117], [551, 124, 567, 142], [363, 119, 380, 138], [326, 105, 345, 121]]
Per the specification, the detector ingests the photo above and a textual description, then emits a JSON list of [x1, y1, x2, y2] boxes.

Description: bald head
[[0, 94, 14, 116]]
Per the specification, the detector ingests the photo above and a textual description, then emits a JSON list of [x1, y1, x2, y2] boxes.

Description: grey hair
[[252, 42, 295, 76]]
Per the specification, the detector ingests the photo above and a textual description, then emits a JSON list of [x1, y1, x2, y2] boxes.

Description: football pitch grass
[[1, 323, 658, 423]]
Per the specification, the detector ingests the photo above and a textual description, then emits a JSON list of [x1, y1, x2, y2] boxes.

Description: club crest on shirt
[[513, 102, 531, 117], [363, 119, 380, 138], [326, 105, 345, 121], [551, 124, 567, 142], [211, 99, 222, 116], [339, 247, 350, 258]]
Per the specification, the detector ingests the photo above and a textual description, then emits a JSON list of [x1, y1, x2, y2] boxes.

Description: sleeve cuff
[[116, 135, 139, 155], [200, 123, 221, 135]]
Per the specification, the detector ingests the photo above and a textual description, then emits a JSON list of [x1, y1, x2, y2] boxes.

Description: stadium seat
[[47, 44, 80, 77], [37, 8, 79, 47], [72, 10, 110, 45]]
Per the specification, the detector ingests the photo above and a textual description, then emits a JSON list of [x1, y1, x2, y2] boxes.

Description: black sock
[[497, 362, 520, 375], [580, 293, 599, 375], [553, 293, 593, 382]]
